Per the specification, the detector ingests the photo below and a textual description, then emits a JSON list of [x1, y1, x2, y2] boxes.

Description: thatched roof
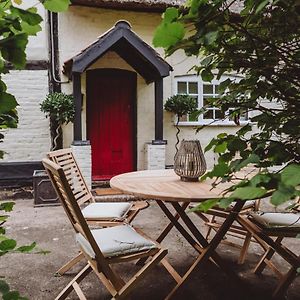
[[71, 0, 185, 12], [71, 0, 243, 13]]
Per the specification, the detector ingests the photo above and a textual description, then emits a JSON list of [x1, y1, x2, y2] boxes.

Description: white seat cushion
[[76, 225, 157, 258], [81, 202, 132, 220], [250, 212, 300, 229]]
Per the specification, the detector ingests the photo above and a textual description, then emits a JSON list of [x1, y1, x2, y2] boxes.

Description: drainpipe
[[47, 11, 69, 93], [47, 11, 70, 149]]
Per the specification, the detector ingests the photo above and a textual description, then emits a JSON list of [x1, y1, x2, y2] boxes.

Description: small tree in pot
[[40, 92, 75, 150], [164, 94, 197, 154]]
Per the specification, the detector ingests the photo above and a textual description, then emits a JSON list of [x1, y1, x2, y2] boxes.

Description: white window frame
[[174, 74, 249, 126]]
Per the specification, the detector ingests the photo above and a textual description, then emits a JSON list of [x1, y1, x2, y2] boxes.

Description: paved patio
[[1, 197, 299, 300]]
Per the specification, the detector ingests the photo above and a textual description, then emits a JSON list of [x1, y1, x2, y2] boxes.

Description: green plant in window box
[[40, 93, 75, 150], [164, 94, 197, 154]]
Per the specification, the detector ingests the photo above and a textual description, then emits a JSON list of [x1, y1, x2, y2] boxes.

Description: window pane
[[215, 109, 225, 120], [215, 85, 219, 94], [188, 112, 198, 122], [203, 96, 213, 106], [203, 84, 213, 94], [203, 109, 213, 119], [178, 82, 187, 94], [188, 82, 198, 94]]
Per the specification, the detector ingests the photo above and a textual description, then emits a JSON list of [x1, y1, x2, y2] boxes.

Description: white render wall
[[145, 143, 166, 170], [1, 70, 50, 161], [17, 0, 48, 60], [71, 144, 92, 189]]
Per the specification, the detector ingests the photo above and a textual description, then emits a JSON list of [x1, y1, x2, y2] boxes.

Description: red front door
[[87, 69, 136, 180]]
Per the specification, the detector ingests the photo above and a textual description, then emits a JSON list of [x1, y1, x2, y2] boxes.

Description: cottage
[[0, 0, 246, 186]]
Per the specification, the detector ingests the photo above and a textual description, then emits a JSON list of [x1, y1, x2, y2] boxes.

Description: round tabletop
[[110, 169, 231, 202]]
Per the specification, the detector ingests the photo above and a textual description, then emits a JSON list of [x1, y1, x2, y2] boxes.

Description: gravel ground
[[1, 197, 299, 300]]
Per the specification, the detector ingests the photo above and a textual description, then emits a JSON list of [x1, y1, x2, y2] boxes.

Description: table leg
[[165, 200, 245, 300], [136, 202, 191, 266], [171, 202, 243, 277], [156, 200, 203, 253], [157, 202, 190, 243]]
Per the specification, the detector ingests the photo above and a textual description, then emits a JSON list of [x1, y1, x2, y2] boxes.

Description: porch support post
[[73, 72, 82, 141], [154, 78, 165, 144], [145, 78, 167, 170]]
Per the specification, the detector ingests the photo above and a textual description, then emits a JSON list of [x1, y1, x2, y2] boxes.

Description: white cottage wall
[[16, 0, 48, 60], [1, 70, 50, 161], [1, 3, 50, 163]]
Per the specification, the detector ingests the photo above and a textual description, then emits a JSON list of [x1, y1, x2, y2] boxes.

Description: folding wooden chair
[[238, 211, 300, 299], [42, 158, 181, 300], [191, 199, 260, 264], [47, 148, 148, 275]]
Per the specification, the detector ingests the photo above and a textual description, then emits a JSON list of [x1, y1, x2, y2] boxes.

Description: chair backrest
[[47, 148, 94, 206], [42, 158, 106, 261]]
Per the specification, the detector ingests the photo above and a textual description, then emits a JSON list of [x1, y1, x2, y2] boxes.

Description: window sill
[[177, 121, 250, 127]]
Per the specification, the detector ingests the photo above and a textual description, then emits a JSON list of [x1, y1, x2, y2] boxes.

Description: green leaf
[[230, 187, 267, 200], [271, 184, 295, 206], [35, 249, 51, 255], [217, 133, 227, 139], [10, 7, 43, 25], [201, 55, 214, 67], [163, 7, 179, 23], [21, 22, 42, 36], [0, 280, 10, 294], [281, 164, 300, 187], [0, 93, 18, 114], [153, 22, 185, 48], [204, 138, 217, 152], [218, 198, 234, 209], [0, 216, 8, 222], [214, 141, 227, 153], [0, 202, 15, 212], [43, 0, 71, 12], [203, 31, 218, 45], [3, 291, 21, 300], [189, 199, 218, 212], [249, 173, 271, 187], [234, 154, 260, 171], [0, 239, 17, 251], [209, 162, 230, 178], [16, 242, 36, 253], [255, 0, 269, 14], [201, 69, 214, 82]]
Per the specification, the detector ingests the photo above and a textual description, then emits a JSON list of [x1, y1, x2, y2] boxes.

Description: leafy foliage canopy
[[154, 0, 300, 208]]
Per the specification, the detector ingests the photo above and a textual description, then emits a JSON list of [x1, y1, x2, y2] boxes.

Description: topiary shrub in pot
[[164, 94, 197, 155], [40, 92, 75, 150]]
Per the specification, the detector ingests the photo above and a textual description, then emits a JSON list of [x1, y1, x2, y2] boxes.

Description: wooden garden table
[[110, 169, 245, 299]]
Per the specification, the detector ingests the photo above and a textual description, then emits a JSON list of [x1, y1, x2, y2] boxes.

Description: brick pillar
[[71, 141, 92, 189], [144, 143, 166, 170]]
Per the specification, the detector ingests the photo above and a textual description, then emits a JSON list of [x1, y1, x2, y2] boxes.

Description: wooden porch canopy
[[63, 20, 172, 143]]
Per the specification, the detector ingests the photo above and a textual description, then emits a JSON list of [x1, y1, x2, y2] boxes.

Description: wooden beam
[[73, 72, 82, 141], [154, 79, 164, 142]]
